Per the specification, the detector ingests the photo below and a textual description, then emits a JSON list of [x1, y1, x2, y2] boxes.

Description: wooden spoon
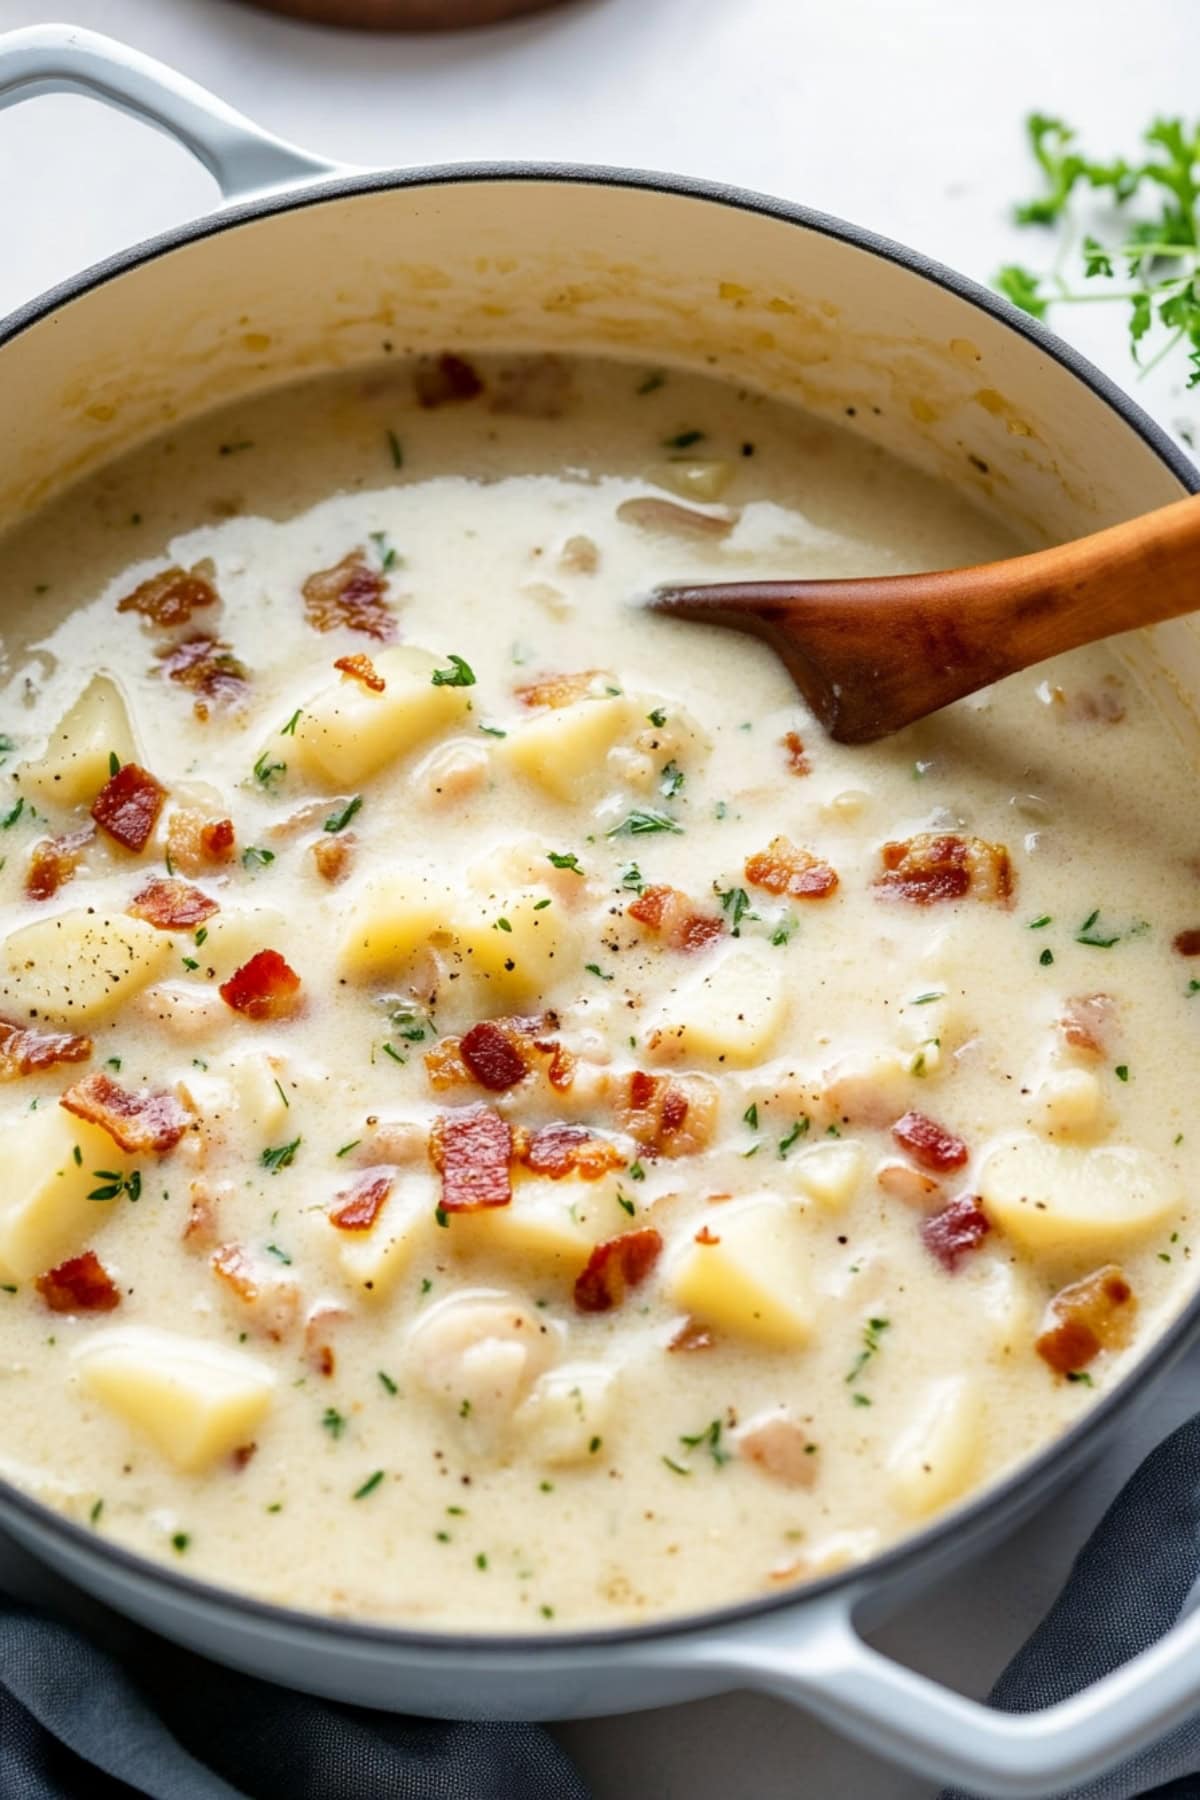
[[648, 490, 1200, 744]]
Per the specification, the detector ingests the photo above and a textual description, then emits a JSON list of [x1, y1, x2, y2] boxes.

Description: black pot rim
[[1, 157, 1198, 1661]]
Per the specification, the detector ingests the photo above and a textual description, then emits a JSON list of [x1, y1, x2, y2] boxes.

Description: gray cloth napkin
[[944, 1412, 1200, 1800], [0, 1591, 589, 1799]]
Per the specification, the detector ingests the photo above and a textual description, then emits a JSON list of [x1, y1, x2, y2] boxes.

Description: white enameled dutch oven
[[1, 24, 1199, 1797]]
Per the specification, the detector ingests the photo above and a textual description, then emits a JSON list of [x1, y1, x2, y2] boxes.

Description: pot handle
[[681, 1583, 1200, 1797], [0, 22, 349, 203]]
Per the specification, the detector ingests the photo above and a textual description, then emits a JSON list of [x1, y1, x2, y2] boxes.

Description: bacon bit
[[61, 1070, 190, 1154], [514, 669, 606, 709], [429, 1103, 512, 1211], [1036, 1265, 1136, 1375], [157, 635, 250, 714], [329, 1170, 392, 1232], [166, 810, 236, 876], [539, 1039, 577, 1092], [521, 1122, 626, 1181], [892, 1111, 968, 1173], [210, 1243, 298, 1341], [1174, 929, 1200, 956], [694, 1224, 720, 1245], [302, 551, 395, 641], [26, 824, 94, 902], [668, 1318, 715, 1352], [781, 730, 810, 775], [128, 877, 219, 932], [182, 1180, 223, 1251], [117, 564, 219, 627], [219, 949, 302, 1022], [91, 762, 166, 853], [574, 1227, 663, 1313], [312, 835, 355, 885], [334, 652, 386, 692], [614, 1069, 717, 1158], [627, 885, 725, 952], [305, 1301, 351, 1377], [460, 1020, 529, 1091], [736, 1412, 819, 1488], [1060, 993, 1117, 1060], [876, 1160, 941, 1207], [875, 833, 1013, 905], [424, 1036, 473, 1090], [920, 1195, 990, 1271], [745, 835, 839, 901], [231, 1443, 257, 1471], [0, 1016, 91, 1081], [36, 1250, 120, 1314], [414, 351, 484, 408]]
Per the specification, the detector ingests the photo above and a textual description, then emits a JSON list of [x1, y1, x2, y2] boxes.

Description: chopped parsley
[[89, 1499, 103, 1525], [260, 1137, 301, 1173], [336, 1139, 361, 1158], [108, 751, 121, 776], [495, 917, 512, 933], [377, 1370, 398, 1396], [368, 530, 398, 572], [1, 798, 25, 830], [778, 1117, 810, 1158], [265, 1243, 292, 1264], [628, 1160, 645, 1181], [478, 722, 507, 738], [661, 1455, 692, 1476], [547, 851, 583, 873], [679, 1419, 731, 1468], [606, 808, 683, 838], [1040, 947, 1055, 966], [1066, 1370, 1095, 1385], [324, 795, 363, 834], [585, 962, 614, 981], [910, 991, 944, 1006], [663, 428, 705, 449], [171, 1532, 191, 1553], [431, 654, 476, 688], [353, 1470, 385, 1500], [1115, 1064, 1130, 1081], [659, 760, 685, 799], [620, 862, 645, 891], [89, 1169, 141, 1203], [647, 707, 668, 727], [1028, 914, 1053, 929], [322, 1407, 348, 1438], [846, 1316, 890, 1387], [253, 751, 286, 789], [743, 1103, 759, 1129], [279, 709, 302, 736], [1074, 909, 1148, 949], [616, 1189, 636, 1216], [241, 845, 275, 870], [717, 885, 751, 935], [770, 914, 796, 947], [386, 428, 404, 468]]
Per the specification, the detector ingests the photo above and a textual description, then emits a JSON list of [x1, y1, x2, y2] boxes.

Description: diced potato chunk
[[445, 1180, 607, 1279], [0, 910, 171, 1025], [790, 1140, 864, 1212], [516, 1361, 616, 1465], [0, 1112, 135, 1282], [503, 696, 630, 801], [21, 676, 138, 806], [457, 888, 575, 1004], [227, 1052, 290, 1141], [666, 1196, 812, 1347], [650, 949, 788, 1067], [1036, 1067, 1104, 1137], [323, 1173, 440, 1300], [978, 1134, 1178, 1254], [337, 872, 457, 979], [888, 1375, 982, 1518], [292, 646, 471, 787], [73, 1325, 275, 1472]]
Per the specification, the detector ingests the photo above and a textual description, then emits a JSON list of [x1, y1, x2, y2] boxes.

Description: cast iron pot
[[1, 24, 1198, 1797]]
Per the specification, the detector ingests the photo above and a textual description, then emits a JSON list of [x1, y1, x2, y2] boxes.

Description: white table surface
[[0, 1, 1198, 1794]]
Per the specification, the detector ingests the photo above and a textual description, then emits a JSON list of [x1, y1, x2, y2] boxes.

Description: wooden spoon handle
[[651, 490, 1200, 743]]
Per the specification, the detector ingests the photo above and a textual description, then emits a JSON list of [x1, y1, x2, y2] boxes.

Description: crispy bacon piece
[[312, 835, 355, 885], [613, 1069, 717, 1158], [515, 669, 606, 709], [920, 1195, 990, 1271], [36, 1250, 120, 1314], [91, 763, 166, 853], [694, 1224, 720, 1245], [1036, 1266, 1136, 1375], [1060, 993, 1116, 1060], [302, 551, 395, 642], [627, 885, 725, 952], [219, 949, 302, 1022], [781, 730, 810, 775], [0, 1015, 91, 1081], [668, 1318, 715, 1352], [117, 564, 218, 627], [328, 1169, 392, 1232], [128, 877, 219, 932], [521, 1122, 625, 1181], [166, 810, 236, 876], [430, 1103, 512, 1211], [892, 1111, 969, 1173], [460, 1020, 529, 1091], [210, 1243, 298, 1341], [574, 1227, 662, 1313], [61, 1070, 190, 1154], [744, 835, 838, 900], [157, 635, 249, 714], [875, 833, 1013, 905], [305, 1301, 351, 1377], [182, 1179, 223, 1251], [26, 823, 94, 902], [1174, 929, 1200, 957], [334, 652, 386, 692], [414, 351, 484, 408]]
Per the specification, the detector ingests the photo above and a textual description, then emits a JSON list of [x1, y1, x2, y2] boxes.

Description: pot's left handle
[[0, 22, 351, 204]]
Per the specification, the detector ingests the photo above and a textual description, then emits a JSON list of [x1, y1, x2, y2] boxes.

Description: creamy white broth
[[0, 353, 1197, 1631]]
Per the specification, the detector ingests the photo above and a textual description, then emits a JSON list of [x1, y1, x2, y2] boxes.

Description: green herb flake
[[1115, 1064, 1130, 1082], [241, 845, 275, 870], [378, 1370, 398, 1396], [616, 1190, 635, 1217], [478, 722, 507, 738], [743, 1103, 759, 1129], [108, 751, 121, 777], [368, 529, 398, 572], [253, 750, 286, 789], [324, 795, 363, 834], [647, 707, 668, 728], [585, 962, 614, 981], [435, 1205, 450, 1229], [280, 709, 302, 737], [260, 1137, 301, 1173], [661, 1455, 692, 1476], [386, 429, 404, 468], [1040, 947, 1055, 966], [336, 1139, 361, 1158], [89, 1499, 104, 1525], [1028, 914, 1053, 930], [1, 798, 25, 830], [431, 654, 476, 688], [660, 760, 685, 799], [547, 851, 582, 873], [171, 1532, 191, 1553], [910, 991, 944, 1006], [778, 1117, 810, 1158], [846, 1316, 890, 1387], [353, 1470, 385, 1500], [620, 862, 645, 891], [628, 1160, 645, 1182], [663, 428, 704, 449], [606, 808, 683, 838], [322, 1407, 348, 1439], [266, 1243, 292, 1264], [679, 1418, 731, 1468], [1066, 1370, 1096, 1385]]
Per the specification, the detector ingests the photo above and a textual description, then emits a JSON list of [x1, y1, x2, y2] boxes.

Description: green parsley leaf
[[778, 1117, 810, 1158], [606, 808, 683, 838], [324, 795, 363, 834], [547, 851, 582, 872], [322, 1407, 348, 1438], [431, 654, 476, 688], [659, 760, 685, 799], [280, 709, 302, 736], [260, 1137, 301, 1172], [253, 750, 286, 789], [241, 845, 275, 869], [353, 1470, 385, 1500], [663, 428, 704, 449], [585, 962, 614, 981], [717, 885, 750, 935], [378, 1370, 398, 1395]]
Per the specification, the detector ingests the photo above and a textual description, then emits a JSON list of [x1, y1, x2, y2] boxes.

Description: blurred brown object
[[245, 0, 568, 25]]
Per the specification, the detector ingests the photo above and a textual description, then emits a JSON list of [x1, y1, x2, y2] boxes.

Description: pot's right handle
[[0, 22, 351, 204], [680, 1585, 1200, 1797]]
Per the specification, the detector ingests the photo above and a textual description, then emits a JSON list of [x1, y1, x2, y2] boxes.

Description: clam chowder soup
[[0, 352, 1198, 1631]]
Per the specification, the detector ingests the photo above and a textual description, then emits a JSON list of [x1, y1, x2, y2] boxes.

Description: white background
[[0, 1, 1198, 1794]]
